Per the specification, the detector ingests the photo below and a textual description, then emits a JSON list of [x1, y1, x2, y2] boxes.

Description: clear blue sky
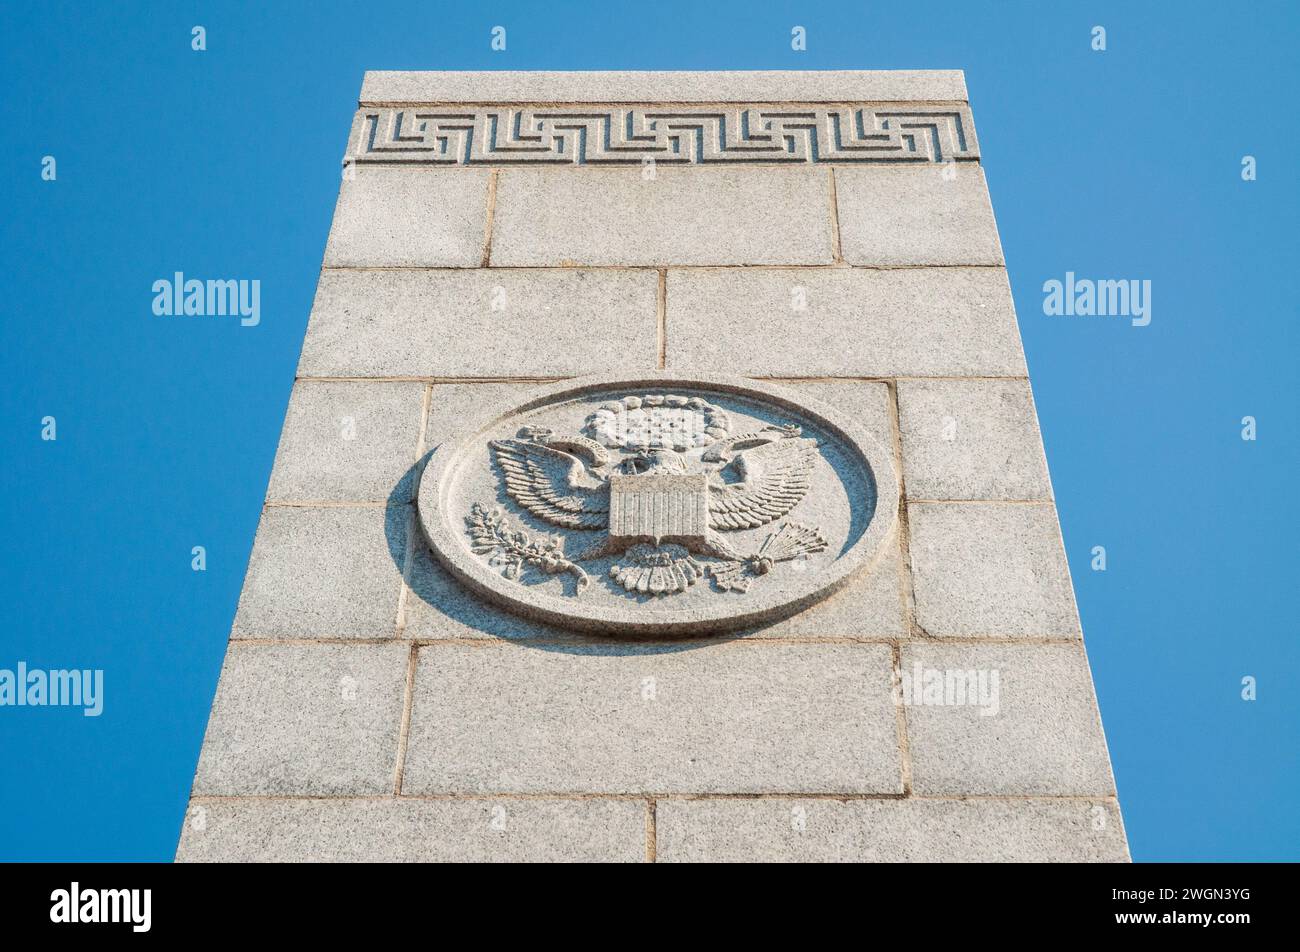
[[1, 0, 1295, 861]]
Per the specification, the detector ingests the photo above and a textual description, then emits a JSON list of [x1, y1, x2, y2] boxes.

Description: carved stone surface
[[347, 104, 978, 167], [416, 375, 898, 635]]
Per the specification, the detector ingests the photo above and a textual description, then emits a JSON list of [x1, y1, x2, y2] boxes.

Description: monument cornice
[[360, 69, 970, 105]]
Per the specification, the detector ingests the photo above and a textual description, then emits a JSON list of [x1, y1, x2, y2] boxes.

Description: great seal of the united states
[[417, 375, 898, 636]]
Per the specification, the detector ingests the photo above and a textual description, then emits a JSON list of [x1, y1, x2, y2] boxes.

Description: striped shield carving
[[608, 473, 709, 547]]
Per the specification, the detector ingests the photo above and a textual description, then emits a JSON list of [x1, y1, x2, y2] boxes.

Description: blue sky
[[1, 0, 1296, 861]]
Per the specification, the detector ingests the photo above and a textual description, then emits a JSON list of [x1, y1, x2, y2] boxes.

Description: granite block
[[231, 506, 404, 639], [361, 70, 969, 104], [403, 642, 902, 794], [835, 164, 1003, 265], [491, 167, 834, 266], [901, 642, 1115, 796], [178, 796, 645, 862], [665, 267, 1026, 377], [192, 643, 409, 796], [908, 502, 1080, 638], [656, 797, 1128, 862], [898, 379, 1052, 500], [322, 166, 489, 267], [267, 381, 427, 503], [298, 268, 659, 378]]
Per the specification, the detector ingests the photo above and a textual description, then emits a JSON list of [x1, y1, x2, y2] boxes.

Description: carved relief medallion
[[417, 376, 898, 635]]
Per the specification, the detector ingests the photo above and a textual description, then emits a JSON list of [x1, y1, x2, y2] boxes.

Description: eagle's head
[[620, 448, 689, 476]]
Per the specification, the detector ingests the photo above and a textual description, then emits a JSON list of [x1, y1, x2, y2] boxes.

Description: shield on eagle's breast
[[608, 473, 709, 548]]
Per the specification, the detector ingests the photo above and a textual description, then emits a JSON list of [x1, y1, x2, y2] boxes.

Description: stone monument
[[177, 70, 1128, 862]]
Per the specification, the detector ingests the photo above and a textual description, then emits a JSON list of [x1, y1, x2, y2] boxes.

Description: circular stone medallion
[[417, 375, 898, 636]]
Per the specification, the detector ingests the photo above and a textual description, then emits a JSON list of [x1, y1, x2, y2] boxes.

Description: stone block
[[656, 797, 1128, 862], [178, 796, 645, 862], [322, 166, 489, 267], [231, 506, 404, 639], [901, 643, 1115, 795], [360, 70, 970, 103], [897, 379, 1051, 500], [266, 381, 426, 503], [908, 502, 1080, 638], [835, 165, 1003, 265], [403, 642, 902, 794], [665, 267, 1025, 377], [192, 643, 410, 796], [298, 268, 659, 378], [491, 168, 834, 266]]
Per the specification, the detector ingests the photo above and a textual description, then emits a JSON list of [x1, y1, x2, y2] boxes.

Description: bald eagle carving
[[481, 422, 827, 595]]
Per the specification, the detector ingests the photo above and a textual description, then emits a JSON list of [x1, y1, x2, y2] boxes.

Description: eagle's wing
[[489, 439, 609, 530], [708, 437, 818, 530]]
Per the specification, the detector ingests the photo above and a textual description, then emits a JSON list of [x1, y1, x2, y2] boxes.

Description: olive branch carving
[[465, 503, 589, 593]]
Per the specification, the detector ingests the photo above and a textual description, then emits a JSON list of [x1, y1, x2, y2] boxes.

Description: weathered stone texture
[[360, 69, 970, 103], [898, 379, 1052, 500], [908, 502, 1081, 638], [491, 168, 835, 267], [231, 506, 404, 640], [402, 643, 903, 794], [323, 167, 489, 267], [666, 267, 1025, 377], [192, 643, 409, 796], [267, 381, 426, 502], [901, 643, 1117, 796], [656, 798, 1128, 862], [178, 797, 645, 863], [835, 165, 1004, 265], [299, 268, 659, 378]]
